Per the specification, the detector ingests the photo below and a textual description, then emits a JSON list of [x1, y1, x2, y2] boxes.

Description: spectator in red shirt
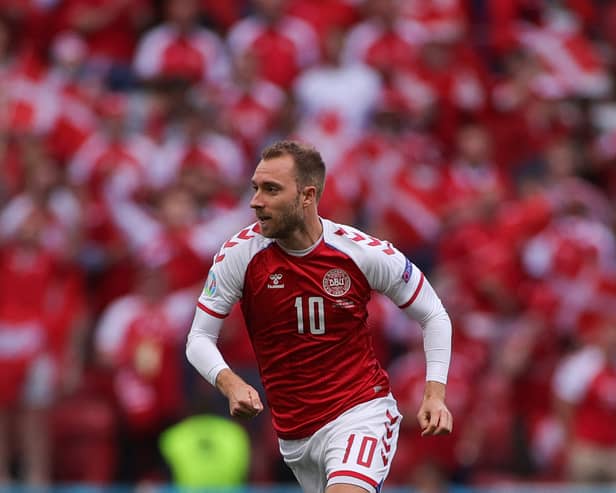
[[227, 0, 320, 89], [56, 0, 151, 72], [134, 0, 229, 87], [94, 262, 195, 482], [0, 200, 85, 486], [553, 313, 616, 482]]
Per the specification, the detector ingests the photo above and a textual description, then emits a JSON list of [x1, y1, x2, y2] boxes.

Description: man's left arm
[[400, 270, 453, 436]]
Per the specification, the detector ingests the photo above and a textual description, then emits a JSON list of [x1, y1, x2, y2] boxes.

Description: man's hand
[[216, 369, 264, 418], [416, 381, 453, 436]]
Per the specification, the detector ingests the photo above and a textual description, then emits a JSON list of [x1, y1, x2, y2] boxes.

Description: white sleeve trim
[[186, 308, 230, 386], [401, 273, 452, 384]]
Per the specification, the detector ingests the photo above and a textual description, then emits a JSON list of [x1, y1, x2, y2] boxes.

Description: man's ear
[[302, 186, 317, 207]]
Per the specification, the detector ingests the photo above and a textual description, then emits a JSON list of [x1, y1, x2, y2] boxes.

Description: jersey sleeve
[[327, 221, 421, 306], [364, 241, 420, 307], [197, 246, 245, 318]]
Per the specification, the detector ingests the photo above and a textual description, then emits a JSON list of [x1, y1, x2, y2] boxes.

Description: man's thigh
[[326, 483, 370, 493]]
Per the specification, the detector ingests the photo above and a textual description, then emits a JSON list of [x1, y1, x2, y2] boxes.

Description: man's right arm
[[186, 308, 229, 386], [186, 308, 263, 417]]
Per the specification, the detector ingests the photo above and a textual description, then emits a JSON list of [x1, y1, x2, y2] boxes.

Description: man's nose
[[250, 190, 262, 209]]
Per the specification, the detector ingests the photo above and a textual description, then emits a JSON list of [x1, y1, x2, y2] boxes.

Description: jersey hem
[[273, 390, 389, 440]]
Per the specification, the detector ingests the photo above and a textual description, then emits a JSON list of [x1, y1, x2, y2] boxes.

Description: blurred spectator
[[0, 0, 60, 58], [200, 0, 248, 33], [107, 186, 211, 292], [389, 350, 476, 483], [553, 313, 616, 483], [444, 122, 510, 223], [134, 0, 229, 87], [0, 194, 86, 485], [0, 0, 616, 487], [93, 263, 195, 482], [294, 27, 382, 131], [150, 103, 246, 207], [55, 0, 152, 85], [291, 27, 381, 168], [516, 19, 610, 101], [397, 39, 488, 150], [216, 51, 286, 159], [342, 0, 418, 75], [400, 0, 467, 45], [287, 0, 358, 42], [227, 0, 320, 89]]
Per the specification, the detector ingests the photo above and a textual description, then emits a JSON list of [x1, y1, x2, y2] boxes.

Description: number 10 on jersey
[[294, 296, 325, 334]]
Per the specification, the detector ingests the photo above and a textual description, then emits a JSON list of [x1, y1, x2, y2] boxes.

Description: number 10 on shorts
[[342, 434, 378, 467]]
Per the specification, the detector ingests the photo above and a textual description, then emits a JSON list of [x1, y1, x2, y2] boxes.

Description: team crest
[[322, 269, 351, 297]]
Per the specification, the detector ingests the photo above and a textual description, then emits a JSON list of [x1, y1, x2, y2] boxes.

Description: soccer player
[[186, 140, 453, 493]]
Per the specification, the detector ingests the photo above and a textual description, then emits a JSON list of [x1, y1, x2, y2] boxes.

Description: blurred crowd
[[1, 0, 616, 489]]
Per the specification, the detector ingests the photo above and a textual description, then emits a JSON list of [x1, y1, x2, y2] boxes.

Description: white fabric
[[294, 63, 382, 129], [279, 393, 401, 493], [553, 346, 604, 403], [23, 353, 56, 407], [402, 276, 452, 384], [185, 309, 229, 386]]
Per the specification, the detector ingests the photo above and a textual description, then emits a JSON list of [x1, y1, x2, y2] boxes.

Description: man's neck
[[277, 214, 323, 251]]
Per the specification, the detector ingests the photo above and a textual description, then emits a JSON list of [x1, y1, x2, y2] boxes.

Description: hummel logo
[[267, 273, 284, 289]]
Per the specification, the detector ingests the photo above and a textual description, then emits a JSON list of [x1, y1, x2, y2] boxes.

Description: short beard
[[265, 195, 304, 239]]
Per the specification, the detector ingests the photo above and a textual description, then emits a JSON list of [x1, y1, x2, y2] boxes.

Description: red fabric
[[141, 228, 210, 291], [487, 0, 543, 54], [377, 164, 449, 253], [217, 306, 258, 367], [288, 0, 358, 38], [52, 394, 117, 483], [0, 245, 72, 405], [573, 366, 616, 446], [363, 31, 417, 75], [56, 0, 149, 62], [240, 239, 390, 439], [0, 245, 57, 323], [160, 36, 207, 82], [250, 29, 301, 88], [114, 304, 184, 431], [389, 353, 475, 478], [221, 88, 283, 157], [0, 1, 59, 56], [46, 112, 94, 164], [200, 0, 246, 31], [0, 359, 30, 406]]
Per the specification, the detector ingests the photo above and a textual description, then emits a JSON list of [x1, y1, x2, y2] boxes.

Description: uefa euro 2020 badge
[[203, 271, 217, 296]]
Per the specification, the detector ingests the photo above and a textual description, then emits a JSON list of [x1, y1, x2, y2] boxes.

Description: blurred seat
[[51, 390, 117, 484]]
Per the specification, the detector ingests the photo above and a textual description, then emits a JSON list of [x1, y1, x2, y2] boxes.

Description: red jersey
[[554, 346, 616, 446], [197, 219, 424, 439]]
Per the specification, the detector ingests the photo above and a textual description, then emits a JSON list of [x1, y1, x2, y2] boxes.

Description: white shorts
[[279, 394, 402, 493]]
